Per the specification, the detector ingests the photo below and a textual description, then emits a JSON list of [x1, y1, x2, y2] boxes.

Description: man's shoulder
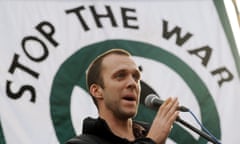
[[65, 134, 110, 144], [65, 134, 98, 144]]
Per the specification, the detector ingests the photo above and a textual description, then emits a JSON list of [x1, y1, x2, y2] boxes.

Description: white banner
[[0, 0, 239, 144]]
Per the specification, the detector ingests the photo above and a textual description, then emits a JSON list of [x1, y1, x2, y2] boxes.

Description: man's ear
[[89, 84, 103, 99]]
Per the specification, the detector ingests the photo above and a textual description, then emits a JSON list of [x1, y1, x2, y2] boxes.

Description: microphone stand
[[176, 117, 219, 144]]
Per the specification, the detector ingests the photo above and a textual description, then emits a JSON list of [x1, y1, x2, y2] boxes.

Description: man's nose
[[127, 76, 138, 89]]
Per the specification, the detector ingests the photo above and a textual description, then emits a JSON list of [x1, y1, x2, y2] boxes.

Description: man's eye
[[117, 73, 125, 78], [133, 73, 140, 81]]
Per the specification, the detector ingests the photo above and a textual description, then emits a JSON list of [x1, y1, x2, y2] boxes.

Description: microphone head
[[144, 94, 158, 108], [145, 94, 190, 112]]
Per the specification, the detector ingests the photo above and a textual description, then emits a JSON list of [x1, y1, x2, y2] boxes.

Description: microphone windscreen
[[144, 94, 157, 108]]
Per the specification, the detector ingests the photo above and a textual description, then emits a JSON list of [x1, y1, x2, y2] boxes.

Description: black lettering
[[121, 7, 138, 29], [89, 5, 117, 28], [188, 46, 212, 67], [6, 80, 36, 103], [65, 6, 90, 31], [36, 21, 59, 47], [22, 36, 49, 62], [211, 67, 234, 86], [162, 19, 192, 46], [8, 54, 39, 78]]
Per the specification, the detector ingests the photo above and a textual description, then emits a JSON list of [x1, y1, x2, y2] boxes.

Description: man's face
[[99, 54, 141, 119]]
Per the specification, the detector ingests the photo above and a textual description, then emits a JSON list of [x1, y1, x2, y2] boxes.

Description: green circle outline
[[50, 39, 221, 144]]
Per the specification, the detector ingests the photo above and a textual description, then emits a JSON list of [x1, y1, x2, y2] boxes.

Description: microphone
[[144, 94, 189, 112]]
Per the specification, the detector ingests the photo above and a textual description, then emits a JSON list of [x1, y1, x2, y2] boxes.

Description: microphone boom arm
[[176, 117, 219, 144]]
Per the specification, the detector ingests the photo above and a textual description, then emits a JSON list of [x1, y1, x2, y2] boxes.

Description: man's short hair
[[86, 48, 131, 107]]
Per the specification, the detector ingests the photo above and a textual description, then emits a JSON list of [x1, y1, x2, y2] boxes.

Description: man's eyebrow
[[113, 69, 127, 75]]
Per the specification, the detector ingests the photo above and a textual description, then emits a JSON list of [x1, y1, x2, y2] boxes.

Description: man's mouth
[[123, 96, 136, 101]]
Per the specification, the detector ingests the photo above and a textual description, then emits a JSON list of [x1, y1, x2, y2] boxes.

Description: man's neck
[[99, 115, 135, 141]]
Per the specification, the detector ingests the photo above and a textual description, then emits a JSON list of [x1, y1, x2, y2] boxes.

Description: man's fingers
[[147, 97, 180, 144], [166, 98, 179, 119], [158, 97, 178, 117]]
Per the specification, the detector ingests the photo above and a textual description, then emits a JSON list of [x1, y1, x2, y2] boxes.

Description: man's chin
[[120, 111, 137, 119]]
